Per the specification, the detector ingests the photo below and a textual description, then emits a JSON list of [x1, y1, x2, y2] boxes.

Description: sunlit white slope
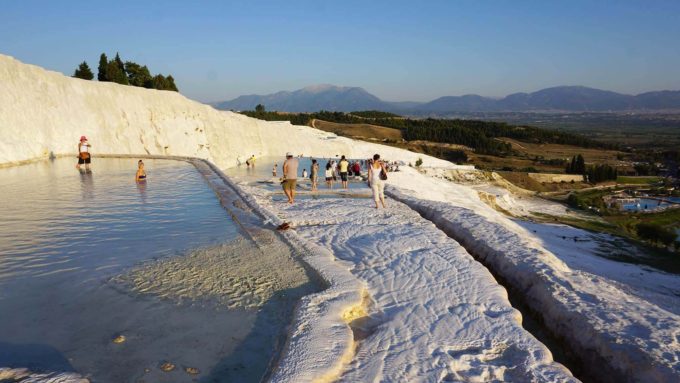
[[0, 54, 460, 170]]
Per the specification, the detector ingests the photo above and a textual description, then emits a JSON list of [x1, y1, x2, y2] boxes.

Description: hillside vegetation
[[311, 119, 403, 141], [240, 109, 611, 157], [73, 52, 179, 91]]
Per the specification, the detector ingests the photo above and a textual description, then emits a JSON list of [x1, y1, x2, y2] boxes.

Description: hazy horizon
[[212, 83, 680, 104], [2, 0, 679, 103]]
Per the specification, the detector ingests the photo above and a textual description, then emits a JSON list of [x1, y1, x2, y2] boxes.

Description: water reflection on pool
[[0, 158, 313, 382]]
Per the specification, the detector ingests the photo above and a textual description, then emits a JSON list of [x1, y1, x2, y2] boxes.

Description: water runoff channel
[[0, 157, 320, 382]]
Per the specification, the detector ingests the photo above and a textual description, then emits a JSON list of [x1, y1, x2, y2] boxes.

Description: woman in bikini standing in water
[[135, 160, 147, 182]]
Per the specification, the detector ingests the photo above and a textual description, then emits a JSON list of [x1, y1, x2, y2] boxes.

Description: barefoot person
[[246, 154, 256, 167], [368, 154, 388, 209], [272, 163, 278, 177], [135, 160, 147, 182], [76, 136, 92, 171], [310, 159, 319, 191], [325, 162, 334, 189], [339, 155, 349, 189], [282, 152, 299, 204]]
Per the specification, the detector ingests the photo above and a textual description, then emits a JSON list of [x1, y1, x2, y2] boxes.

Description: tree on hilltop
[[97, 53, 108, 81], [165, 75, 178, 91], [73, 61, 94, 80], [114, 53, 125, 74], [106, 61, 128, 85], [124, 61, 153, 87], [108, 53, 129, 85], [90, 52, 178, 91], [150, 74, 177, 91]]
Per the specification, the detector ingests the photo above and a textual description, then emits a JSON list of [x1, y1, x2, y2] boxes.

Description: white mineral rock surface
[[386, 167, 680, 382], [245, 184, 576, 382], [0, 54, 458, 170]]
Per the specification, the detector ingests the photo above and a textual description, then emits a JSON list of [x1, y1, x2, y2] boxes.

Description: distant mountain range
[[212, 85, 680, 114]]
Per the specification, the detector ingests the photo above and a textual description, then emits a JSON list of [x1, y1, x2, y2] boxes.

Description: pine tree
[[98, 53, 108, 81], [73, 61, 94, 80]]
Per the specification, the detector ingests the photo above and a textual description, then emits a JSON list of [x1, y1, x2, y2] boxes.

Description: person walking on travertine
[[282, 152, 299, 204], [368, 153, 388, 209], [339, 155, 350, 189], [76, 136, 92, 171]]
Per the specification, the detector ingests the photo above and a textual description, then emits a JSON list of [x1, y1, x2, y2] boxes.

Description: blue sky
[[2, 0, 679, 102]]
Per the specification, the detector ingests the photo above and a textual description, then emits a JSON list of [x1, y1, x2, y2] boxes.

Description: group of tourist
[[279, 152, 388, 208], [75, 135, 388, 209]]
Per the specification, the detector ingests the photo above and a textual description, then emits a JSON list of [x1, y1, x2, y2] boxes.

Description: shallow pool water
[[0, 158, 314, 382], [0, 158, 240, 283], [622, 197, 680, 211]]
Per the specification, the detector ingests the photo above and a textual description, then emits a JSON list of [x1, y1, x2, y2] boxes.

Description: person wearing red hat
[[76, 136, 92, 171]]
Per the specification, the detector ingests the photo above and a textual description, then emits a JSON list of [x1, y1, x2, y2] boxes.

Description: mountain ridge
[[213, 85, 680, 113]]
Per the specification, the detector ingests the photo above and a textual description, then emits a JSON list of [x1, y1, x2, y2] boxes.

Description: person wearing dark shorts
[[78, 154, 91, 165], [76, 136, 92, 171], [339, 155, 349, 189], [282, 152, 299, 204]]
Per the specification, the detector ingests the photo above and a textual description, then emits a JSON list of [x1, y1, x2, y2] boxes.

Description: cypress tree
[[114, 52, 125, 74], [73, 61, 94, 80], [576, 154, 585, 174], [97, 53, 108, 81]]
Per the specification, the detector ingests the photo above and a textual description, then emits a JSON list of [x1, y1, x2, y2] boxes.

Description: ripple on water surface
[[0, 158, 315, 382]]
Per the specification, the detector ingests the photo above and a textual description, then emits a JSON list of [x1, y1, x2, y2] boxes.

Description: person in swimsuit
[[310, 159, 319, 191], [368, 154, 387, 209], [135, 160, 147, 182], [76, 136, 92, 171], [272, 163, 277, 177]]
